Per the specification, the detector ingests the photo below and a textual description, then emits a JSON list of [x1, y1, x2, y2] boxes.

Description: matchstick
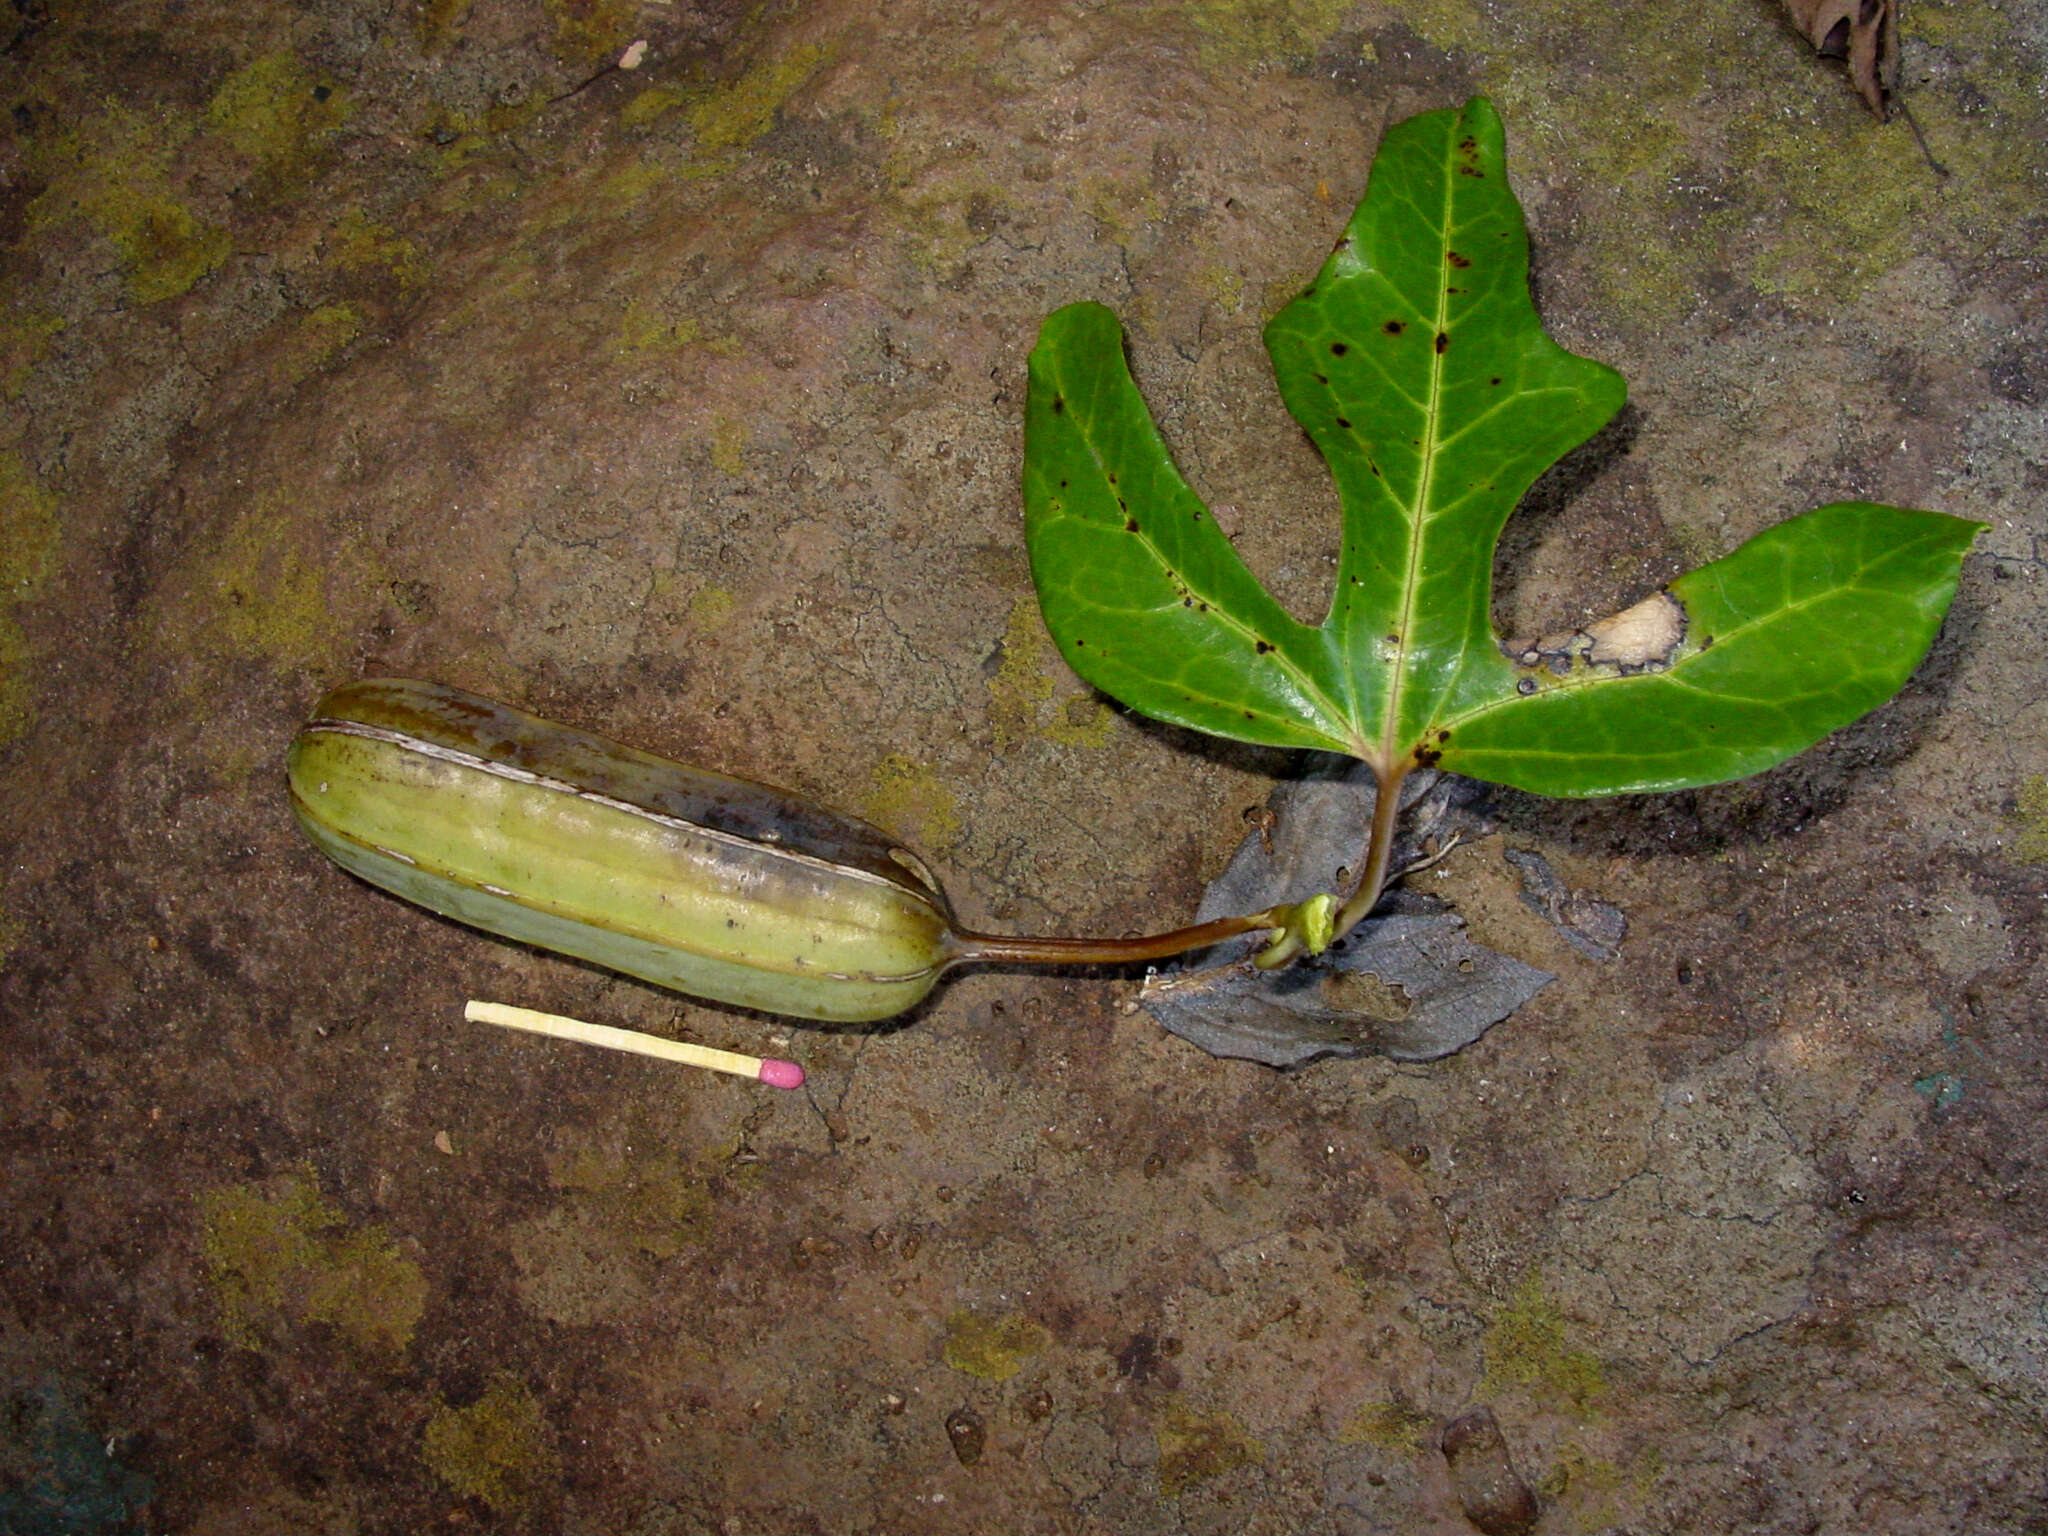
[[464, 1000, 805, 1089]]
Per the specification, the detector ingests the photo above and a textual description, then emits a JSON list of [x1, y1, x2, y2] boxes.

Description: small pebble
[[1441, 1408, 1538, 1536], [945, 1405, 986, 1466]]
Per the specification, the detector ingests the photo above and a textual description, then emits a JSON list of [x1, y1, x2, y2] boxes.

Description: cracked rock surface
[[2, 1, 2045, 1532]]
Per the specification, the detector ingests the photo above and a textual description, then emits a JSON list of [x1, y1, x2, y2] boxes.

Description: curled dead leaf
[[1780, 0, 1897, 118]]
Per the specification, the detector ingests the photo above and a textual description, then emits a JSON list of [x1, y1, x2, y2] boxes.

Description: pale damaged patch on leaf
[[1514, 590, 1688, 678]]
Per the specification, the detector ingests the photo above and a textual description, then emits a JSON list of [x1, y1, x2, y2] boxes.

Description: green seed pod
[[287, 679, 957, 1021], [287, 679, 1323, 1023]]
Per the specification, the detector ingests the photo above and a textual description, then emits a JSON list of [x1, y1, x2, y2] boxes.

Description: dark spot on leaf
[[1383, 320, 1404, 335], [1699, 634, 1715, 649], [1386, 633, 1400, 644], [1516, 677, 1536, 695], [1459, 136, 1477, 152], [1051, 396, 1064, 414], [1488, 377, 1502, 387], [1183, 597, 1193, 608], [1314, 372, 1330, 385], [1458, 165, 1484, 179], [1197, 602, 1209, 613], [1304, 285, 1316, 297], [1447, 251, 1471, 268], [1107, 472, 1117, 484], [1336, 417, 1351, 429], [1435, 332, 1449, 354], [1413, 745, 1442, 768], [1244, 710, 1256, 720], [1436, 729, 1451, 743], [1060, 479, 1069, 487], [1330, 342, 1348, 356], [1125, 518, 1139, 532], [1369, 463, 1382, 477], [1255, 640, 1273, 654]]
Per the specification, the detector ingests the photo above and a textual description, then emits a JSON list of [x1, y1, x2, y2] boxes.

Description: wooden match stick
[[463, 1001, 805, 1089]]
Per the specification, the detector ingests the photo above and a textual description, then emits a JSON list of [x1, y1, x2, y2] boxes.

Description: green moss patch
[[864, 755, 963, 859], [1183, 0, 1356, 67], [1337, 1400, 1434, 1451], [26, 111, 229, 304], [152, 489, 372, 674], [688, 42, 830, 156], [421, 1375, 555, 1512], [1156, 1399, 1263, 1498], [199, 1173, 428, 1354], [0, 452, 61, 745], [988, 599, 1115, 754], [2011, 775, 2048, 864], [553, 1145, 717, 1260], [1482, 1271, 1605, 1411], [941, 1310, 1049, 1381], [1, 309, 67, 399], [205, 51, 351, 193], [328, 208, 427, 293]]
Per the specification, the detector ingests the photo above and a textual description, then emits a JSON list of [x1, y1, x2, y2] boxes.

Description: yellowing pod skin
[[286, 679, 956, 1022]]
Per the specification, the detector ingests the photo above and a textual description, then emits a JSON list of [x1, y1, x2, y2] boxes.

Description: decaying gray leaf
[[1191, 761, 1475, 927], [1780, 0, 1897, 118], [1139, 761, 1551, 1069]]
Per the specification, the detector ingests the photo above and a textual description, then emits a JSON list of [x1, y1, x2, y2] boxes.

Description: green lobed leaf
[[1022, 97, 1982, 796], [1023, 302, 1357, 753], [1441, 503, 1980, 794]]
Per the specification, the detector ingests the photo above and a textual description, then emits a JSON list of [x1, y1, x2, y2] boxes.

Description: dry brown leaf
[[1780, 0, 1899, 118]]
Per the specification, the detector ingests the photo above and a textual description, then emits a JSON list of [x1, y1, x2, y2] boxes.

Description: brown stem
[[1331, 761, 1410, 942], [946, 907, 1293, 970]]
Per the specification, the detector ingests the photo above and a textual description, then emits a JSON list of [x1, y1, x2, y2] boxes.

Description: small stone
[[945, 1405, 986, 1466], [1441, 1409, 1538, 1536]]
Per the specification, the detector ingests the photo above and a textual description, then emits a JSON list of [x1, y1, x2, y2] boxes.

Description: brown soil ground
[[3, 2, 2044, 1531]]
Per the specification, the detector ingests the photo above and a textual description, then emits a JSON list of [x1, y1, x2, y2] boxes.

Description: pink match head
[[757, 1057, 806, 1091]]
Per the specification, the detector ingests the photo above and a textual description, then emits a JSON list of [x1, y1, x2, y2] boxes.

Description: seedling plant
[[1023, 97, 1979, 963]]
